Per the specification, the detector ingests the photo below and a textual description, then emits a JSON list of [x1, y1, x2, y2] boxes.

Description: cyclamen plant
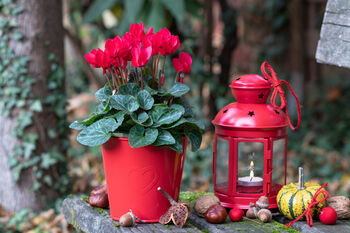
[[70, 22, 203, 153]]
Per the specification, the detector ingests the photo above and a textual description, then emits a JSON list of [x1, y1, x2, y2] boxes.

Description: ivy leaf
[[153, 129, 175, 146], [118, 83, 141, 97], [77, 118, 119, 147], [185, 128, 202, 151], [137, 90, 154, 110], [131, 112, 149, 124], [30, 100, 42, 112], [110, 94, 139, 114], [162, 83, 190, 97], [128, 125, 158, 147], [150, 106, 183, 127], [69, 121, 87, 130]]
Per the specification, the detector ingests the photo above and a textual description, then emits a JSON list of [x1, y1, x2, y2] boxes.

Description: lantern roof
[[212, 74, 288, 129]]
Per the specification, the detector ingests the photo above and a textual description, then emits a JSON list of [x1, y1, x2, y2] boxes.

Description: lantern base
[[215, 192, 279, 210]]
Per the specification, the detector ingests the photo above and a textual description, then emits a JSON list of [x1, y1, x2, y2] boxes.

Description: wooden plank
[[316, 0, 350, 68]]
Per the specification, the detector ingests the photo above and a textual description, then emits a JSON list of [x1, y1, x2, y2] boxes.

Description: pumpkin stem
[[298, 167, 305, 190]]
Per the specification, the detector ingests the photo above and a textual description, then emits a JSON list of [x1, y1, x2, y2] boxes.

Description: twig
[[243, 217, 263, 225]]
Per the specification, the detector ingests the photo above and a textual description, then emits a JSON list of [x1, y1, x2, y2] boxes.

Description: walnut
[[327, 196, 350, 219], [194, 195, 220, 217]]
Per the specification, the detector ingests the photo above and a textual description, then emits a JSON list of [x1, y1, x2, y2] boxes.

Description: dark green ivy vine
[[0, 0, 69, 199]]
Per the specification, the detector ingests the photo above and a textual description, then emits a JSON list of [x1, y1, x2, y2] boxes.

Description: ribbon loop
[[260, 61, 301, 130], [285, 183, 329, 227]]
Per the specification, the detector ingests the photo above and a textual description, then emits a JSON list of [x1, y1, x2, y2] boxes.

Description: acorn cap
[[256, 196, 270, 209]]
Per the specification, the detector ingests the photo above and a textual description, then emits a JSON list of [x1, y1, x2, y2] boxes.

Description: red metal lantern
[[212, 62, 301, 210]]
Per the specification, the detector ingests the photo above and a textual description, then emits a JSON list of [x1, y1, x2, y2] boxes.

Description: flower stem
[[141, 67, 144, 90], [162, 56, 166, 73], [104, 73, 113, 91], [135, 67, 140, 86]]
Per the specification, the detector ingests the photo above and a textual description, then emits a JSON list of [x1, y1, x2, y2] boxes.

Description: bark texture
[[0, 0, 64, 212]]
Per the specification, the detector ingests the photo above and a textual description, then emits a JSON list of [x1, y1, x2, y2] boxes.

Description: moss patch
[[179, 191, 214, 206]]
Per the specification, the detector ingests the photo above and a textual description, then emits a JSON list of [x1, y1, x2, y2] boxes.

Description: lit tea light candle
[[237, 176, 263, 186], [238, 160, 263, 186]]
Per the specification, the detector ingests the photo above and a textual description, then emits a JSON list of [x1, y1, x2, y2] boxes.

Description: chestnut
[[88, 193, 108, 208], [205, 204, 227, 224], [89, 184, 109, 208]]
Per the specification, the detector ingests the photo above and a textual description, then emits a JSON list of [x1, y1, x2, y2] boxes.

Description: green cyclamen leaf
[[131, 112, 149, 124], [167, 131, 184, 154], [77, 118, 119, 147], [110, 94, 139, 113], [153, 129, 175, 146], [165, 83, 190, 97], [118, 83, 141, 97], [185, 128, 202, 152], [137, 90, 154, 110], [150, 106, 183, 127], [69, 121, 87, 130], [95, 85, 112, 102], [128, 125, 158, 147]]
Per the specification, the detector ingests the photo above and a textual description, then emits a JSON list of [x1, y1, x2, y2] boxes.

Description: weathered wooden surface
[[316, 0, 350, 68], [62, 197, 295, 233]]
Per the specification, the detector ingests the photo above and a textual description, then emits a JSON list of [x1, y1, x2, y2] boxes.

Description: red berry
[[319, 207, 337, 225], [229, 208, 244, 222]]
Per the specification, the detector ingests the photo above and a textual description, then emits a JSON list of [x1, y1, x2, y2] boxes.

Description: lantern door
[[235, 138, 268, 195], [213, 135, 233, 195], [270, 136, 287, 195]]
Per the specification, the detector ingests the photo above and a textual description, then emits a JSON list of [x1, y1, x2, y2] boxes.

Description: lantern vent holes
[[248, 111, 255, 117], [263, 77, 268, 80], [223, 109, 228, 113], [274, 110, 280, 114], [236, 78, 240, 80], [258, 93, 264, 99]]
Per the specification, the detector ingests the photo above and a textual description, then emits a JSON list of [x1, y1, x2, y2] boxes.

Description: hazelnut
[[205, 204, 227, 224], [194, 195, 220, 217], [257, 209, 272, 223]]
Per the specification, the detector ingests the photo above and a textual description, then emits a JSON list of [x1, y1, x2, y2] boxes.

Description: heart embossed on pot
[[128, 166, 160, 193]]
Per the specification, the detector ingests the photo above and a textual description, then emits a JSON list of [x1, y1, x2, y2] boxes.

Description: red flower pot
[[101, 137, 186, 222]]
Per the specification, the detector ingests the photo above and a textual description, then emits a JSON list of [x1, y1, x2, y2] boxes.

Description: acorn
[[119, 209, 144, 227], [246, 207, 257, 219], [256, 196, 270, 209], [120, 211, 136, 227], [257, 209, 272, 223]]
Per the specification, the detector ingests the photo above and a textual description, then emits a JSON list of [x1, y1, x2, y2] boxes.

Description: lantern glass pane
[[216, 137, 229, 192], [272, 138, 286, 191], [237, 141, 264, 193]]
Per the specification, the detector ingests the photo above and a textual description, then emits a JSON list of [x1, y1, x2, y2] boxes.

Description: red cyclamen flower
[[85, 49, 99, 68], [172, 52, 192, 74], [95, 49, 112, 74], [130, 22, 146, 42], [131, 46, 152, 67], [158, 28, 180, 56]]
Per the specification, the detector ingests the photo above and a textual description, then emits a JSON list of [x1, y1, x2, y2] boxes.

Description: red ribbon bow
[[261, 62, 301, 130], [285, 183, 329, 227]]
